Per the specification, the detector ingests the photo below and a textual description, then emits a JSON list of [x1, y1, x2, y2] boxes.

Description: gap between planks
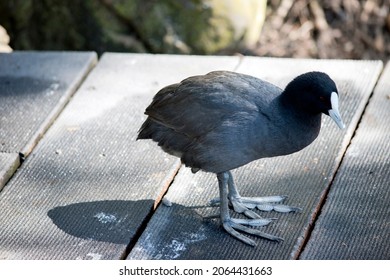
[[293, 63, 385, 259], [121, 160, 182, 259]]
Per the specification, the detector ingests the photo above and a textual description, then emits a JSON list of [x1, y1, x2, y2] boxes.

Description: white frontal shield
[[328, 91, 345, 129]]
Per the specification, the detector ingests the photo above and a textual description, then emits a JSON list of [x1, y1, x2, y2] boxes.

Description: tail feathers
[[137, 118, 193, 160], [137, 118, 154, 140]]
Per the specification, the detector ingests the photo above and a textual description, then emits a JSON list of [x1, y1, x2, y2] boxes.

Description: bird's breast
[[251, 112, 322, 159]]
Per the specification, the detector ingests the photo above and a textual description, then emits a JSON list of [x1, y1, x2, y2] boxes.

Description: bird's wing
[[144, 71, 264, 138]]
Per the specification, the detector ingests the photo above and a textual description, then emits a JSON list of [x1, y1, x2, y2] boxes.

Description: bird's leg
[[226, 171, 302, 216], [226, 171, 262, 219], [217, 172, 282, 246]]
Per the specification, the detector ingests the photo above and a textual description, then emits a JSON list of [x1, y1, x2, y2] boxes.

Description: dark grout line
[[121, 161, 182, 260], [292, 155, 347, 259], [153, 160, 183, 210], [120, 59, 243, 259], [0, 54, 97, 199], [20, 55, 98, 158], [0, 153, 21, 193]]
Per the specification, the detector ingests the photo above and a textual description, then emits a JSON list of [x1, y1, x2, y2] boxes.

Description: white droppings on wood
[[93, 212, 117, 224]]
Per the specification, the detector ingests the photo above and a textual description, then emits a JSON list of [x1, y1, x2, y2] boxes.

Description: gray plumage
[[137, 70, 344, 246], [138, 70, 328, 172]]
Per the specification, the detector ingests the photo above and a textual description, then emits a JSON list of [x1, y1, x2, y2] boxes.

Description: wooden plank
[[0, 51, 97, 157], [0, 53, 240, 259], [0, 51, 96, 192], [0, 153, 19, 191], [128, 58, 383, 259], [300, 62, 390, 259]]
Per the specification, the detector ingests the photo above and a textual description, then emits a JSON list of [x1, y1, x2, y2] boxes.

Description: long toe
[[231, 222, 284, 243], [209, 197, 221, 206], [231, 217, 274, 227], [222, 221, 257, 246], [230, 199, 263, 219], [210, 195, 286, 206], [240, 195, 288, 204], [222, 219, 284, 245], [230, 195, 302, 214], [256, 203, 302, 213]]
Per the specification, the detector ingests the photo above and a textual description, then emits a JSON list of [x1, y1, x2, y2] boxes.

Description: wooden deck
[[0, 52, 388, 260]]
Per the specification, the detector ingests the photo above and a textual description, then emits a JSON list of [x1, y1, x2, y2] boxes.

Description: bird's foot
[[211, 195, 302, 219], [214, 172, 300, 246], [222, 218, 283, 246]]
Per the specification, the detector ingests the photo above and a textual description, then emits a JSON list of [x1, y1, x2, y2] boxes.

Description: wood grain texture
[[300, 62, 390, 259], [0, 53, 240, 259], [0, 51, 97, 156], [0, 153, 19, 191]]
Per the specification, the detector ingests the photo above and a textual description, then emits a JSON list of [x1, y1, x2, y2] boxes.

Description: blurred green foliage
[[0, 0, 266, 55]]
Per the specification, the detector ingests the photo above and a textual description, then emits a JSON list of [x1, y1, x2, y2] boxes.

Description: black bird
[[137, 70, 345, 246]]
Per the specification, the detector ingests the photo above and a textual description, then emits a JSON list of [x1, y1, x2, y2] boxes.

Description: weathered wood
[[0, 51, 97, 191], [1, 53, 386, 260], [0, 51, 97, 156], [128, 58, 383, 259], [0, 53, 240, 259], [300, 62, 390, 259], [0, 153, 19, 191]]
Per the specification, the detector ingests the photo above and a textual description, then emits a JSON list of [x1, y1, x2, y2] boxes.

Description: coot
[[138, 70, 344, 246]]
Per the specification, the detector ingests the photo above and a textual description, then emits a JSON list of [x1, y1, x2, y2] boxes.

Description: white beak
[[328, 92, 345, 129]]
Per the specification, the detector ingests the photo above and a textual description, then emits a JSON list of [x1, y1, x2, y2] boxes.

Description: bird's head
[[283, 71, 345, 129]]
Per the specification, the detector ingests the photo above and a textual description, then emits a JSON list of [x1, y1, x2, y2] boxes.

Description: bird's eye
[[319, 96, 325, 102]]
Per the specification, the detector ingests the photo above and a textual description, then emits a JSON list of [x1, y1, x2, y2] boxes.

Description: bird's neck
[[279, 91, 318, 116], [277, 94, 322, 149]]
